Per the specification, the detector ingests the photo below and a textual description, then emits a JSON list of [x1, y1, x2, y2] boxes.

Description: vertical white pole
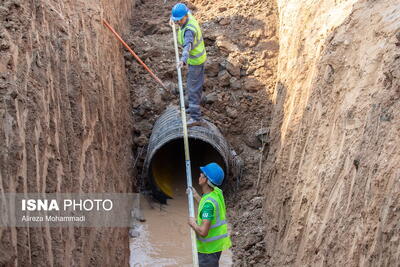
[[171, 21, 199, 267]]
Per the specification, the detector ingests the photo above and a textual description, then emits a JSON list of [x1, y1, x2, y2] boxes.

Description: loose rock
[[204, 92, 218, 104], [226, 59, 241, 77], [226, 107, 238, 118], [206, 60, 220, 77], [230, 77, 242, 90], [216, 37, 239, 53], [136, 121, 153, 136], [244, 77, 262, 91], [218, 70, 231, 87], [219, 18, 230, 26], [134, 135, 148, 146], [324, 64, 334, 84]]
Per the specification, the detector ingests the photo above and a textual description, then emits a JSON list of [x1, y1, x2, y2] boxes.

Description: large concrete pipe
[[143, 106, 240, 199]]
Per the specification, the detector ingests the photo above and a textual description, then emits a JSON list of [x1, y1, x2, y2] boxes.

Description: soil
[[262, 0, 400, 265], [0, 0, 134, 265], [1, 0, 399, 265], [125, 0, 278, 266]]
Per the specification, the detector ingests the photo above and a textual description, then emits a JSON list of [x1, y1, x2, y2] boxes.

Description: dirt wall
[[0, 0, 135, 265], [263, 0, 400, 265]]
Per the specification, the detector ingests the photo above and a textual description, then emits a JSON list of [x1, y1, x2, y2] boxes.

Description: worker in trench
[[187, 163, 232, 267], [170, 3, 207, 127]]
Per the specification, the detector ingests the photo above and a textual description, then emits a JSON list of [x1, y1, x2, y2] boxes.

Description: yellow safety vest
[[177, 14, 207, 65], [196, 187, 232, 253]]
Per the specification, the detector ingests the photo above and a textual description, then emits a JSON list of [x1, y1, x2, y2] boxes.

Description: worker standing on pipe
[[170, 3, 207, 127], [187, 163, 232, 267]]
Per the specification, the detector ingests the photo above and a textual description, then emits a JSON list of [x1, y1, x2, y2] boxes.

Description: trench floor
[[129, 181, 232, 266]]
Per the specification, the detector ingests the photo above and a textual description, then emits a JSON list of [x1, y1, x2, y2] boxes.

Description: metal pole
[[170, 21, 199, 267]]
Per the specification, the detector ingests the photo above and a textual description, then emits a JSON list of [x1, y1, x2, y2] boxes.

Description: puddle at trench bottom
[[130, 183, 232, 266]]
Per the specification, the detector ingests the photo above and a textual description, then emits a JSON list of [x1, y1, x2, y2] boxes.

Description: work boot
[[187, 118, 203, 127]]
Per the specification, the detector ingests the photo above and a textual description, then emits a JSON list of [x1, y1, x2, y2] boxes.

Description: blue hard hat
[[200, 163, 225, 186], [171, 3, 189, 21]]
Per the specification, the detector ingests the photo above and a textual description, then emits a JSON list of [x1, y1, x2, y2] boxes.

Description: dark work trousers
[[187, 63, 205, 121], [198, 251, 222, 267]]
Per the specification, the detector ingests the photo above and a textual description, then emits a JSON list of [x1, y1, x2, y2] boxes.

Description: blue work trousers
[[198, 251, 222, 267], [187, 64, 205, 121]]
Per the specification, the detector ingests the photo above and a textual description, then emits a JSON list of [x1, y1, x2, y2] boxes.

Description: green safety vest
[[196, 187, 232, 254], [177, 14, 207, 66]]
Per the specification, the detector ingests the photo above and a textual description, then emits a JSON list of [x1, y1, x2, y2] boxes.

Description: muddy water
[[130, 177, 232, 266]]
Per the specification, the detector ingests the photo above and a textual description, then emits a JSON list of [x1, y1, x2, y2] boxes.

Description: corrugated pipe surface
[[143, 106, 240, 198]]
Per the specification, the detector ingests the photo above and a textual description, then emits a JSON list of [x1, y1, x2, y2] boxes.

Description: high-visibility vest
[[177, 14, 207, 65], [196, 187, 232, 253]]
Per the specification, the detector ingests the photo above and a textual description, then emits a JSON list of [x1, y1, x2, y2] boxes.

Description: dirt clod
[[218, 70, 231, 87]]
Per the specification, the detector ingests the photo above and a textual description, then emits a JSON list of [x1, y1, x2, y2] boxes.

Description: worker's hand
[[177, 61, 184, 69], [186, 186, 199, 198], [169, 18, 174, 27], [188, 217, 197, 228], [185, 187, 191, 195]]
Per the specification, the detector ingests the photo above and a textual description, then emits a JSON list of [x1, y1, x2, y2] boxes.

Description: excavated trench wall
[[0, 0, 135, 265], [263, 0, 400, 265]]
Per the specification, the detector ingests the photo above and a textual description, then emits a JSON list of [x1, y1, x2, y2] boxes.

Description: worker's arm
[[188, 202, 214, 237], [181, 29, 194, 64], [188, 217, 211, 237]]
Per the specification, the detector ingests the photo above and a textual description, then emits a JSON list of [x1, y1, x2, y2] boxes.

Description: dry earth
[[1, 0, 399, 266], [0, 0, 134, 265], [263, 0, 400, 266]]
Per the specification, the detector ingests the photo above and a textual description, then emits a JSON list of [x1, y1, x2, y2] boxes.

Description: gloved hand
[[177, 60, 184, 69], [186, 186, 200, 199], [185, 186, 192, 195], [169, 18, 175, 27]]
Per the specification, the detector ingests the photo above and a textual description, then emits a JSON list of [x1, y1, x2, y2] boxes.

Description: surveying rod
[[170, 21, 199, 267]]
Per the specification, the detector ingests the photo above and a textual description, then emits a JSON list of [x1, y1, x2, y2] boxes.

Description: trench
[[130, 107, 234, 266], [127, 0, 278, 265], [3, 0, 393, 264]]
